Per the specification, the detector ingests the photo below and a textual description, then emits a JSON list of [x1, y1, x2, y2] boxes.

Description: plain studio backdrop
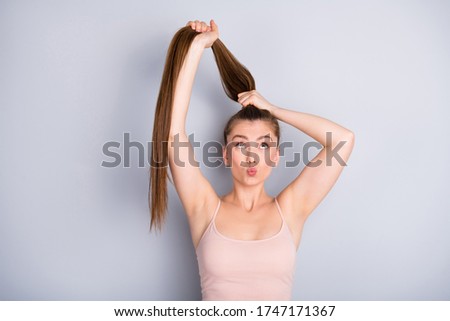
[[1, 0, 449, 300]]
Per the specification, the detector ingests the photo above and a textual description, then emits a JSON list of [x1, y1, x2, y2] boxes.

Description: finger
[[210, 19, 218, 32], [237, 93, 246, 104], [239, 97, 251, 107], [238, 92, 252, 103], [237, 97, 246, 106], [194, 20, 201, 31]]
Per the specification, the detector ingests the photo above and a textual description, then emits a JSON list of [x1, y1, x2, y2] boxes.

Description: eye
[[260, 142, 269, 149], [234, 141, 246, 148]]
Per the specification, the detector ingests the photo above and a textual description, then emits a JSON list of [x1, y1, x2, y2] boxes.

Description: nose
[[245, 150, 257, 166]]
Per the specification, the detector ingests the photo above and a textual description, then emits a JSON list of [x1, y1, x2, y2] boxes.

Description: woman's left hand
[[237, 90, 276, 113]]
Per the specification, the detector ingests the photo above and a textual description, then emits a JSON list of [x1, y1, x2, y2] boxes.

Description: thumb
[[210, 19, 218, 31]]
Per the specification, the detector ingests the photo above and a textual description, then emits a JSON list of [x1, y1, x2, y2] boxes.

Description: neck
[[225, 181, 270, 212]]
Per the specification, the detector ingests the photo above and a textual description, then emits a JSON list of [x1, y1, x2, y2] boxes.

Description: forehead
[[228, 120, 275, 139]]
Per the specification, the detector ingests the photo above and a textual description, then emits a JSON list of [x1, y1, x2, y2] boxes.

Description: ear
[[273, 145, 280, 167], [222, 144, 229, 166]]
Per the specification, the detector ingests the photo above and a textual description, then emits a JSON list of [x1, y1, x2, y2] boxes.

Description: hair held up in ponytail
[[149, 24, 279, 231]]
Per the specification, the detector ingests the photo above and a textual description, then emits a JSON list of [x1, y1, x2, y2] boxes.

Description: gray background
[[1, 0, 449, 300]]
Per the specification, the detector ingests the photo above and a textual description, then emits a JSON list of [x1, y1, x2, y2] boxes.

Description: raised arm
[[237, 90, 355, 222], [168, 20, 220, 218]]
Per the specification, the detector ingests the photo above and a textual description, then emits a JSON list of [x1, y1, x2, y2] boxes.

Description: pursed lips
[[246, 167, 257, 176]]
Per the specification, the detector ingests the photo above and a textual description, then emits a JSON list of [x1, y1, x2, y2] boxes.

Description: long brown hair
[[149, 25, 280, 231]]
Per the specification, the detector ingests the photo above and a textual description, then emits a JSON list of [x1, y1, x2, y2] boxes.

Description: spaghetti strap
[[212, 198, 221, 222], [195, 198, 222, 251], [274, 197, 285, 221]]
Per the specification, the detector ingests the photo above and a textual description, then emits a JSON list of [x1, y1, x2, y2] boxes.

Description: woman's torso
[[193, 195, 301, 300]]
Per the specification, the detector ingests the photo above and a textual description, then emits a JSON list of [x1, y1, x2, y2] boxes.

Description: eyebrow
[[231, 134, 272, 141]]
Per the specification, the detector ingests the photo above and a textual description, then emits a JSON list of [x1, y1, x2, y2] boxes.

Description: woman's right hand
[[186, 19, 219, 48]]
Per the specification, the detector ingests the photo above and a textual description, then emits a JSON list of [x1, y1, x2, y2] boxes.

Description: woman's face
[[223, 120, 279, 185]]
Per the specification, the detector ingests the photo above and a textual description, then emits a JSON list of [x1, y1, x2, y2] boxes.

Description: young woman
[[150, 19, 355, 300]]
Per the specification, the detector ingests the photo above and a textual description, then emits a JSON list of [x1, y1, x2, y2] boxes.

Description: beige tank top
[[195, 197, 297, 300]]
